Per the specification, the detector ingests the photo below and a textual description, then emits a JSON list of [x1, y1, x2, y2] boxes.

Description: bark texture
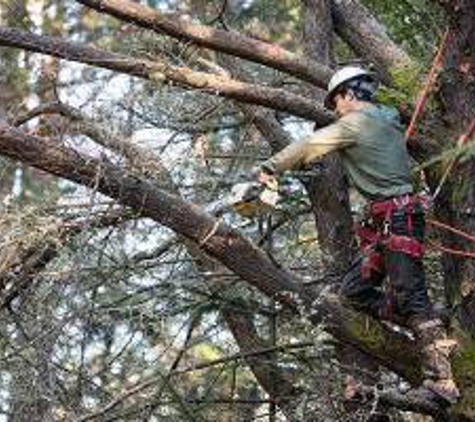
[[0, 27, 333, 125], [434, 3, 475, 418], [75, 0, 332, 88], [302, 0, 354, 276], [330, 0, 415, 79]]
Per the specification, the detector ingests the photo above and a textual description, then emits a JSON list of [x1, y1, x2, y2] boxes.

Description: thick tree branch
[[330, 0, 416, 78], [0, 123, 304, 308], [14, 102, 173, 184], [0, 124, 420, 376], [302, 0, 334, 64], [302, 0, 354, 275], [0, 27, 332, 125], [74, 0, 332, 88], [0, 126, 413, 373]]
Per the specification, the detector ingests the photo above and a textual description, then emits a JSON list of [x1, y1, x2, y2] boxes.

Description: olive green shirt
[[262, 104, 413, 200]]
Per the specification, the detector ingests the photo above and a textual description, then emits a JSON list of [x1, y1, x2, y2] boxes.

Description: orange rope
[[431, 115, 475, 199], [426, 218, 475, 259], [428, 241, 475, 260], [427, 218, 475, 243], [458, 117, 475, 146], [405, 29, 451, 142]]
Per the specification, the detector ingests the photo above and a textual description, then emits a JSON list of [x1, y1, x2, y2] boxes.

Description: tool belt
[[356, 194, 426, 278]]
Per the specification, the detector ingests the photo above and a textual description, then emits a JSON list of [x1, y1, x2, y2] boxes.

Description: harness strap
[[360, 247, 384, 279], [384, 234, 425, 258], [357, 194, 426, 279]]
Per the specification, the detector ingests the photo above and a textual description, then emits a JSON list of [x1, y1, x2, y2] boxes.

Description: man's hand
[[258, 171, 278, 190]]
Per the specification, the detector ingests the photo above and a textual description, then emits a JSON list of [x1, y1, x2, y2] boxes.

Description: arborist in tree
[[257, 66, 460, 404]]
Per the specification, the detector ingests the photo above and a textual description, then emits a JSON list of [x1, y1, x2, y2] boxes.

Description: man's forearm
[[261, 140, 347, 176], [260, 140, 308, 175]]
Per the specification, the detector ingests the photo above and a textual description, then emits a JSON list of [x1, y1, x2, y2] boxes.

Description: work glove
[[257, 165, 279, 192], [229, 168, 279, 218]]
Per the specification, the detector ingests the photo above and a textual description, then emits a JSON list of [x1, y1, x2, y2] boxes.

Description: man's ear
[[346, 90, 355, 101]]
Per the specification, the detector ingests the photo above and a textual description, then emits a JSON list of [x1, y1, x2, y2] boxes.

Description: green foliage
[[450, 333, 475, 413], [362, 0, 444, 59], [376, 62, 424, 106]]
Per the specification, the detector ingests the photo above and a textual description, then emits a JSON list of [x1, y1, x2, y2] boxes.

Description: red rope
[[458, 117, 475, 146], [427, 218, 475, 243], [426, 218, 475, 259], [428, 241, 475, 260], [405, 29, 451, 142]]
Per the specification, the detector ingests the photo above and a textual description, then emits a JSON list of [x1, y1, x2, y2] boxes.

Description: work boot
[[409, 317, 461, 404]]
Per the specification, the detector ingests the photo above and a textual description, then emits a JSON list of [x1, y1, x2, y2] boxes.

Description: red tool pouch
[[384, 234, 425, 258]]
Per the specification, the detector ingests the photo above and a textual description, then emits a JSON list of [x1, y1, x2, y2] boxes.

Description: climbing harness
[[356, 194, 426, 277]]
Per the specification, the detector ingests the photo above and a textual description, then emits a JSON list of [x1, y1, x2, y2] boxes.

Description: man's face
[[334, 92, 353, 117]]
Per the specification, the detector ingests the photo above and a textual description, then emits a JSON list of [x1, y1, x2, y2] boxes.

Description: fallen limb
[[356, 385, 449, 420]]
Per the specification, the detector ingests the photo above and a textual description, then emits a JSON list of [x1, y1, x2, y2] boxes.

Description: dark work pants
[[340, 246, 433, 324]]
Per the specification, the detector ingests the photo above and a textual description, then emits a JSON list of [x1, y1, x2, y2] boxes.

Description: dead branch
[[75, 0, 332, 88], [0, 27, 333, 125], [0, 209, 129, 309]]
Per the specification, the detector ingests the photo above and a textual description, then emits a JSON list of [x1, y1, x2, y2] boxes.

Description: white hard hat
[[324, 66, 375, 109]]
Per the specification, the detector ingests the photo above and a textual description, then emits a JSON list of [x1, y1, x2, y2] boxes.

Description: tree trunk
[[330, 0, 415, 80], [301, 0, 354, 276], [429, 1, 475, 419]]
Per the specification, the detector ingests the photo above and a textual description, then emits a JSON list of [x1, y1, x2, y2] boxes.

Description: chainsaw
[[228, 179, 280, 218]]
